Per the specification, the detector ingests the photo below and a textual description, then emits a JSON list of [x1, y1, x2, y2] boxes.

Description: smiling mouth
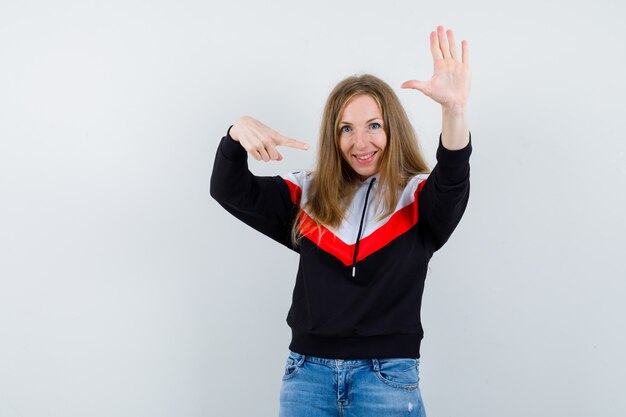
[[353, 151, 377, 161]]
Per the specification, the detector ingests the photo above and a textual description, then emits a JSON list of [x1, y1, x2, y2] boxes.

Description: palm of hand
[[402, 26, 471, 108]]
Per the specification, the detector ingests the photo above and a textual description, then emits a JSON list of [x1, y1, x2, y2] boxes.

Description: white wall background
[[1, 0, 625, 416]]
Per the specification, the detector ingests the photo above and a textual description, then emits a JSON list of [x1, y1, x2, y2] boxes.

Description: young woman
[[211, 25, 472, 417]]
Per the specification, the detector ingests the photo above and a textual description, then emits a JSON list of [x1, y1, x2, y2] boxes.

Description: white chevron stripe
[[283, 171, 429, 245]]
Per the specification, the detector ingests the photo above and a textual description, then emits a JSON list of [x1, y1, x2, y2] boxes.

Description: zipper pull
[[352, 266, 356, 277]]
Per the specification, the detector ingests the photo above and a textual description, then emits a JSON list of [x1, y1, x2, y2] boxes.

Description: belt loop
[[297, 353, 306, 366], [371, 358, 380, 371]]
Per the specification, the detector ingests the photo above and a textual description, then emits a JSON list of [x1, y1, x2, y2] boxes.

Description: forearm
[[419, 126, 472, 251], [441, 105, 470, 150], [209, 133, 297, 248], [209, 134, 250, 205]]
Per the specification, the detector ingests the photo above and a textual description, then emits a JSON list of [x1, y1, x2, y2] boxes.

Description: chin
[[351, 166, 379, 179]]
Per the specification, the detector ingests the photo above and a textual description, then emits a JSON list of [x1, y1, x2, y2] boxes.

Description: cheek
[[375, 133, 388, 150], [338, 137, 351, 158]]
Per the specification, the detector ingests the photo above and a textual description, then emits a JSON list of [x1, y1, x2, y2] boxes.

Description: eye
[[370, 122, 381, 130], [340, 125, 352, 133]]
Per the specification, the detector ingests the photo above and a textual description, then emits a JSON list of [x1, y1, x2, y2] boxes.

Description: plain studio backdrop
[[1, 0, 625, 416]]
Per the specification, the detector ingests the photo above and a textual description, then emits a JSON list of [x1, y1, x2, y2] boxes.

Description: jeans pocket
[[282, 351, 304, 381], [373, 358, 420, 391]]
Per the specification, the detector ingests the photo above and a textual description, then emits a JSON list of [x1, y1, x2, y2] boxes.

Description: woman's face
[[338, 94, 387, 180]]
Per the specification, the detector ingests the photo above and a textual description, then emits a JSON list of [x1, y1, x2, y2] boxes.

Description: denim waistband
[[289, 350, 418, 369]]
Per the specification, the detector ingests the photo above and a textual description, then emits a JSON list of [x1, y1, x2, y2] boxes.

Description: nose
[[354, 129, 368, 149]]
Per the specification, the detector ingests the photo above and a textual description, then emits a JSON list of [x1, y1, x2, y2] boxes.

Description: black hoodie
[[210, 129, 472, 359]]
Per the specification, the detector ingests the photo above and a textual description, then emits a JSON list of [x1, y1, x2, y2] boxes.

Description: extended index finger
[[276, 134, 310, 150]]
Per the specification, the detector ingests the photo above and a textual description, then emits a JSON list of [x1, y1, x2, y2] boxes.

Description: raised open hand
[[229, 116, 309, 162], [401, 26, 471, 109]]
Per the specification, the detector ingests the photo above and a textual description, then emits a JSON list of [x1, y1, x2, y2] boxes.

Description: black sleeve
[[418, 132, 472, 252], [209, 128, 299, 251]]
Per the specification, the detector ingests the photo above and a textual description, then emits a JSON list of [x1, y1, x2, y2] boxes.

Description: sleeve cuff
[[436, 131, 472, 165], [219, 125, 247, 161]]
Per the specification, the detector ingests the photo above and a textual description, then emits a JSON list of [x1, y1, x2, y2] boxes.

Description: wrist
[[441, 105, 470, 150], [441, 103, 468, 116]]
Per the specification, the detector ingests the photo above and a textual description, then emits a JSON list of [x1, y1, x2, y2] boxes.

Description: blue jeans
[[279, 350, 427, 417]]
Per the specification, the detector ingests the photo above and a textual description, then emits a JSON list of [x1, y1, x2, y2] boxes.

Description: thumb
[[401, 79, 428, 93]]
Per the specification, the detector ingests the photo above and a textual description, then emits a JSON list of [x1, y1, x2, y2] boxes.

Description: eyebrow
[[339, 118, 383, 125]]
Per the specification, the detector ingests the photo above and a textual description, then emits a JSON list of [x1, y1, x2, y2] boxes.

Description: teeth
[[355, 152, 375, 160]]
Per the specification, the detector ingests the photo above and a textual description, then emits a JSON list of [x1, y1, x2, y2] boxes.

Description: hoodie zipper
[[352, 177, 376, 278]]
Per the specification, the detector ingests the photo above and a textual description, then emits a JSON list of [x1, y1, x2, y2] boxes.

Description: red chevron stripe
[[288, 179, 428, 266], [284, 179, 302, 205]]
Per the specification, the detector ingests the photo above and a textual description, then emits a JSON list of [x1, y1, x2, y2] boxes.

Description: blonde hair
[[292, 74, 430, 246]]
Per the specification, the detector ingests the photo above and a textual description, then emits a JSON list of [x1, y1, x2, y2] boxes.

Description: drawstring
[[352, 177, 376, 278]]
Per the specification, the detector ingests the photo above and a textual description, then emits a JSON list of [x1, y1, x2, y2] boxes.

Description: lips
[[352, 151, 377, 164]]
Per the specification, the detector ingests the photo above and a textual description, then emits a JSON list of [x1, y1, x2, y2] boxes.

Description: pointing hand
[[230, 116, 310, 162]]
